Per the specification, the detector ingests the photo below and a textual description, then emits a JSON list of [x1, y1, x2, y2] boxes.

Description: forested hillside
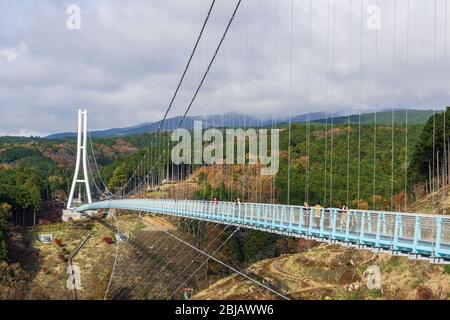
[[409, 108, 450, 188], [314, 109, 435, 125], [275, 122, 423, 210], [0, 110, 447, 265], [0, 135, 155, 231], [99, 122, 425, 212]]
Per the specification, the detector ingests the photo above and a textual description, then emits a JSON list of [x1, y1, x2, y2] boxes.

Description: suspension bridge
[[59, 0, 450, 300], [70, 103, 450, 265], [77, 199, 450, 262]]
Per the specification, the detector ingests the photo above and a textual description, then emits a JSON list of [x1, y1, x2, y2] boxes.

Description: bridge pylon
[[66, 109, 92, 210]]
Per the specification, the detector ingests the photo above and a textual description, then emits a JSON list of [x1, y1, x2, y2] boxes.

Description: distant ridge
[[45, 109, 435, 139], [312, 109, 435, 125], [45, 113, 265, 139]]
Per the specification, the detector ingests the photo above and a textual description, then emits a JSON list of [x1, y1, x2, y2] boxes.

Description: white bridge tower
[[67, 109, 92, 210]]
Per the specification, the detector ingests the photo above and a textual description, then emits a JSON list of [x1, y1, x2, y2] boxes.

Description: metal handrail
[[77, 199, 450, 261]]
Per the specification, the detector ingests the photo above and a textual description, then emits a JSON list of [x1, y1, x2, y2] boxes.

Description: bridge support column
[[434, 217, 443, 257], [393, 214, 401, 250], [359, 211, 365, 244], [264, 206, 268, 227], [66, 109, 92, 210], [344, 210, 351, 241], [319, 209, 324, 237], [375, 212, 381, 247], [299, 208, 304, 232], [331, 209, 337, 239], [308, 208, 314, 235], [289, 207, 294, 229], [413, 216, 420, 253]]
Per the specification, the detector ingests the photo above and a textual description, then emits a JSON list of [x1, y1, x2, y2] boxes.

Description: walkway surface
[[78, 199, 450, 262]]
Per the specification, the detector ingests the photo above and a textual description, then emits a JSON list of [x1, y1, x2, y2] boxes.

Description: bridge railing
[[78, 199, 449, 259]]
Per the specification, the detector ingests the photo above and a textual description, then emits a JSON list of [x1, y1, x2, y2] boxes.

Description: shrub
[[410, 279, 422, 289], [443, 265, 450, 275], [384, 258, 406, 272], [54, 239, 63, 247], [367, 289, 383, 299], [32, 251, 41, 261], [102, 236, 114, 245], [58, 252, 66, 261], [0, 239, 7, 262], [415, 286, 433, 300], [347, 291, 359, 300], [58, 247, 67, 261]]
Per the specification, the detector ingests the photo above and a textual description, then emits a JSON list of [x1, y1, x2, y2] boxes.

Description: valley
[[0, 110, 449, 300]]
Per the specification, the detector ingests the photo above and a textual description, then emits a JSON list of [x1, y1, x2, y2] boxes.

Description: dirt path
[[269, 257, 303, 281], [268, 256, 335, 294]]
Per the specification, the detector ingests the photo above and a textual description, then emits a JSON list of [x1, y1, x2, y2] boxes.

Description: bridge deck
[[77, 199, 450, 262]]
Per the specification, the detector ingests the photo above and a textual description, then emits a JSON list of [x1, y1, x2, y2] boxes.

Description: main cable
[[161, 229, 290, 300], [119, 0, 217, 195], [176, 0, 243, 130], [122, 0, 243, 197]]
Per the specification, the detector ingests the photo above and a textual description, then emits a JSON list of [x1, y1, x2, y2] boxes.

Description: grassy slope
[[194, 244, 450, 300], [4, 219, 116, 299], [409, 185, 450, 214]]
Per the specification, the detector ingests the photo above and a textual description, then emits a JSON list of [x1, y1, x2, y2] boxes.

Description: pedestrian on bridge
[[213, 197, 218, 214], [234, 198, 241, 219], [340, 204, 348, 231], [303, 202, 309, 223], [314, 202, 323, 228]]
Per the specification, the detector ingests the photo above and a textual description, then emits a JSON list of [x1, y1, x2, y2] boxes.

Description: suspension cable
[[373, 0, 380, 210], [88, 132, 112, 196], [121, 0, 243, 197], [161, 229, 290, 300], [164, 225, 235, 298], [405, 0, 410, 211], [347, 0, 353, 207], [123, 220, 224, 299], [287, 0, 294, 205], [176, 0, 243, 130], [104, 212, 120, 300], [391, 0, 397, 211], [119, 0, 217, 194], [330, 0, 336, 207], [357, 0, 364, 209], [305, 0, 313, 205], [111, 216, 214, 299]]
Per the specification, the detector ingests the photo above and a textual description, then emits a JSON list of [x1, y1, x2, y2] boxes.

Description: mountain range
[[45, 109, 436, 139]]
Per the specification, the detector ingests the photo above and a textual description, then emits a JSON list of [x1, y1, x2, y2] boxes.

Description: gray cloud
[[0, 0, 449, 136]]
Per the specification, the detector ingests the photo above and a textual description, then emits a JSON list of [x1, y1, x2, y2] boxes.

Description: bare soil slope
[[409, 185, 450, 214]]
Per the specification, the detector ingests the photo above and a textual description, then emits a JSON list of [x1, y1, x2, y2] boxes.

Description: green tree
[[409, 107, 450, 186], [0, 203, 10, 262], [0, 203, 12, 223], [108, 164, 128, 191]]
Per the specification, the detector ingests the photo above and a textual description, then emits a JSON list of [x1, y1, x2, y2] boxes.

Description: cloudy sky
[[0, 0, 449, 136]]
